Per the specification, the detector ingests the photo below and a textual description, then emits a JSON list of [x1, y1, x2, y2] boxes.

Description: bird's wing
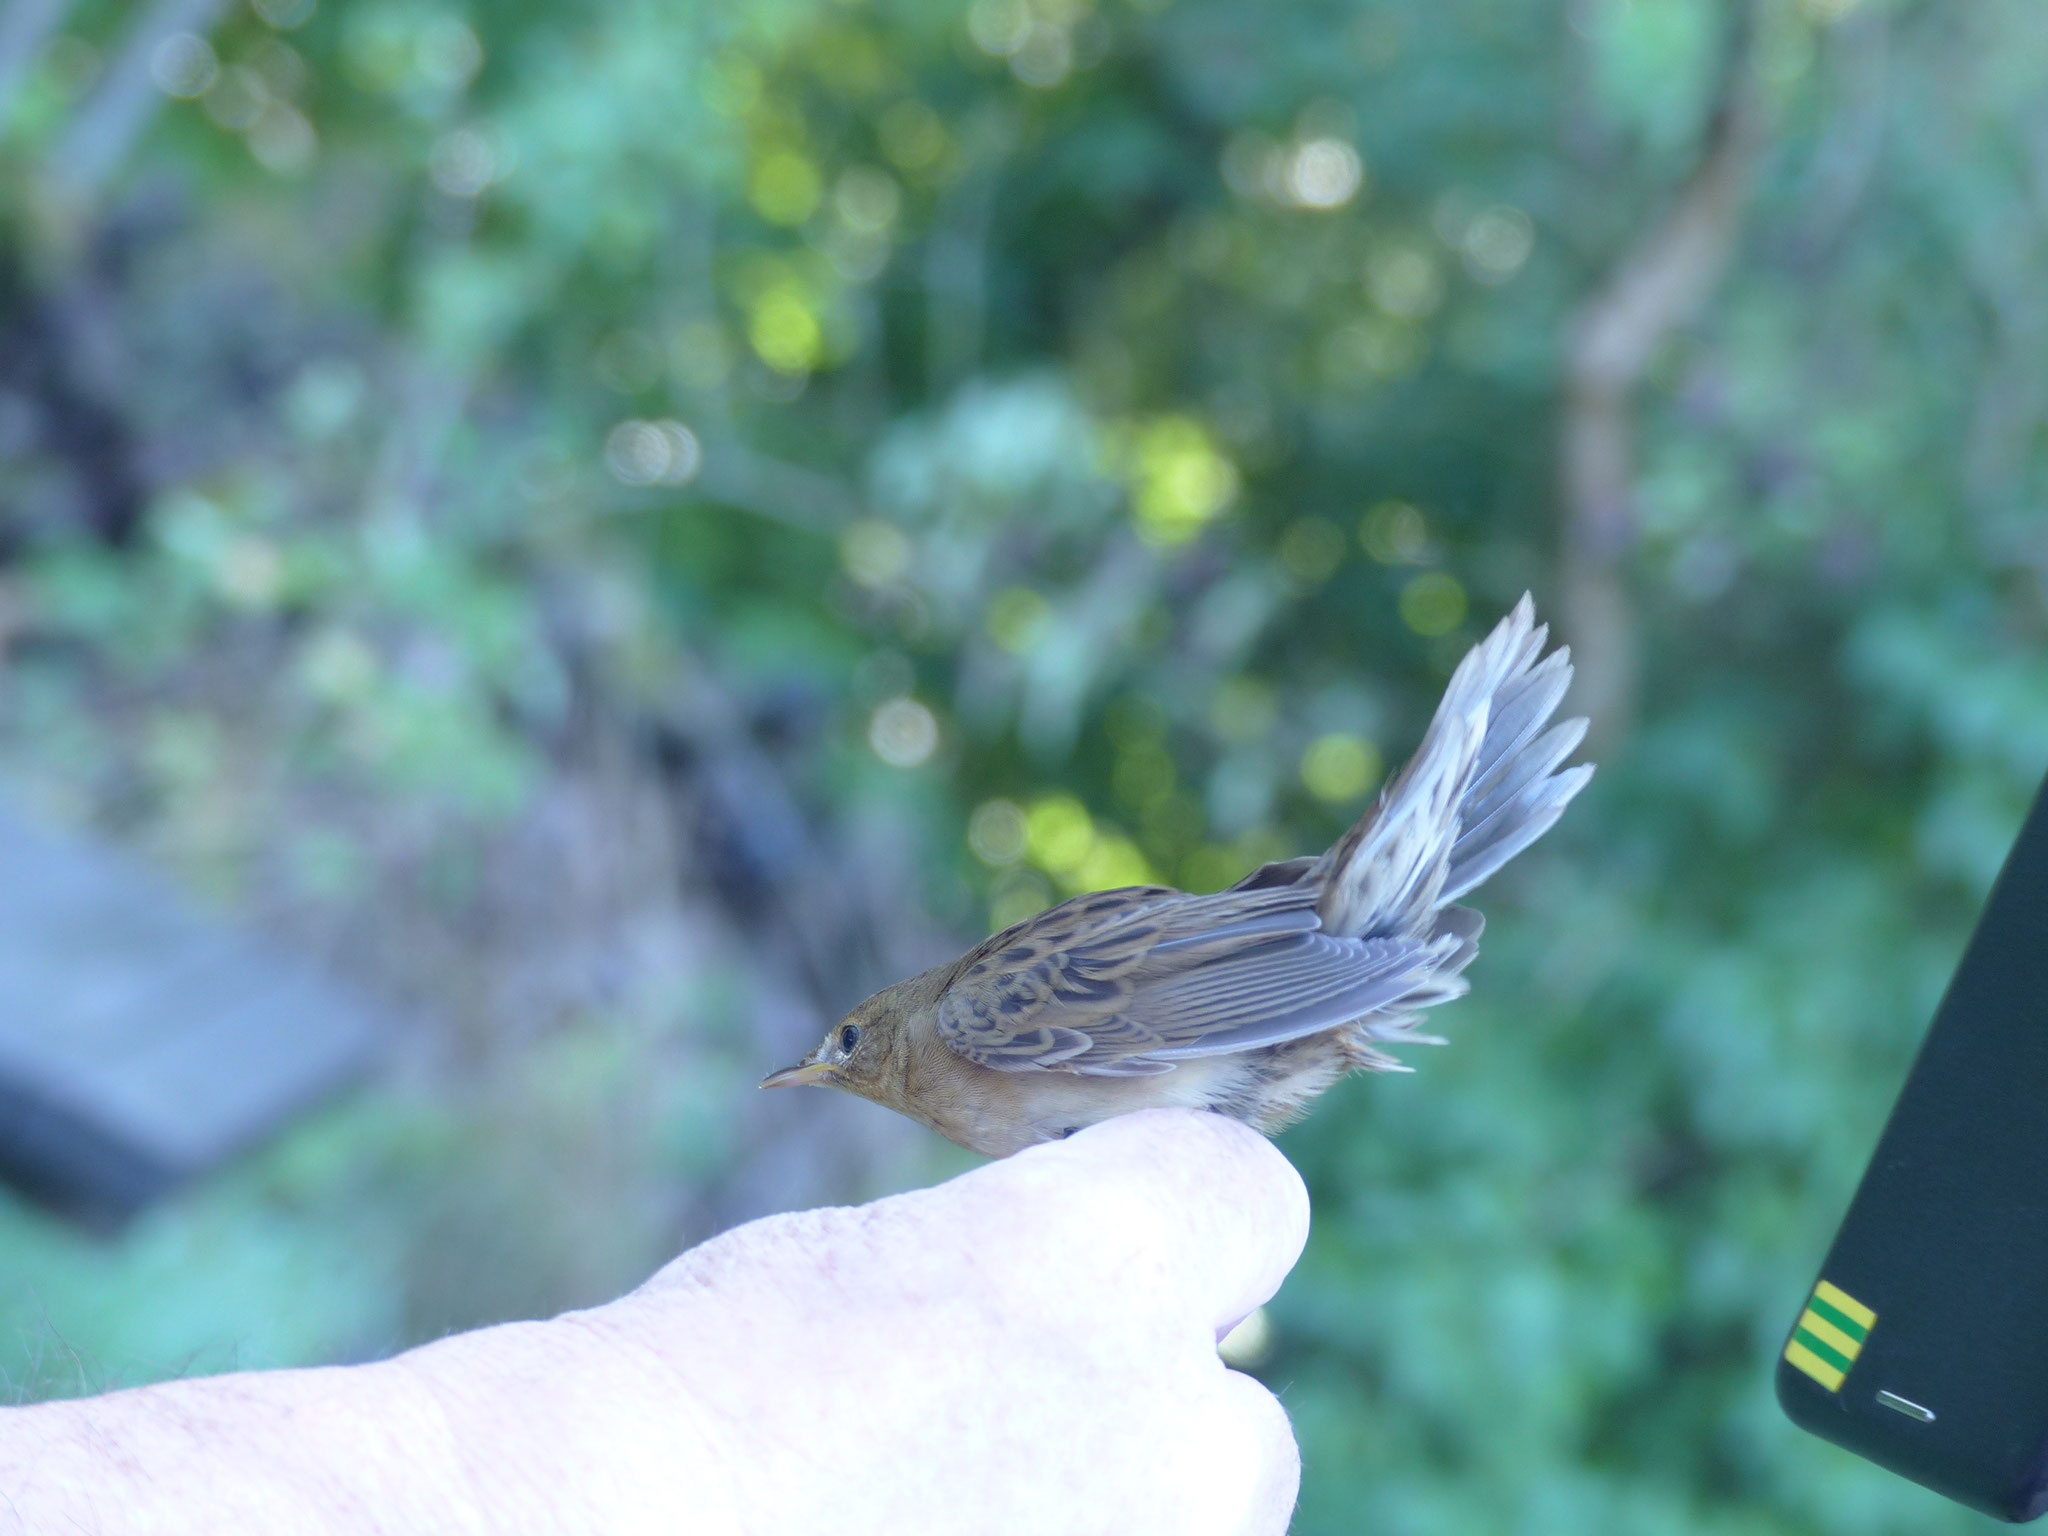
[[936, 883, 1459, 1076]]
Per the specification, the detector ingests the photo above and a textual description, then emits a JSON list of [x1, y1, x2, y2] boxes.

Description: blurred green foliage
[[3, 0, 2046, 1530]]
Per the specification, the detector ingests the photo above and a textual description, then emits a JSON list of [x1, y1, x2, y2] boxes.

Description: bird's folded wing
[[936, 883, 1447, 1076]]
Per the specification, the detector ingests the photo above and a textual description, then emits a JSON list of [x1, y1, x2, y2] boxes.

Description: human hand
[[410, 1106, 1309, 1536], [2, 1108, 1307, 1536]]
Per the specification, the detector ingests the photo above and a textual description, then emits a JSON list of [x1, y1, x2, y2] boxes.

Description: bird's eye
[[839, 1024, 862, 1054]]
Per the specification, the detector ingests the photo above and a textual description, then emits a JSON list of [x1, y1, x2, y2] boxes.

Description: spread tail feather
[[1313, 593, 1593, 939]]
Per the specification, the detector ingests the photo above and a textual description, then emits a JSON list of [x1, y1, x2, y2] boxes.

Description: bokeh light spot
[[1367, 245, 1444, 318], [704, 54, 763, 117], [1360, 500, 1431, 564], [1300, 734, 1382, 803], [985, 586, 1051, 654], [250, 40, 307, 100], [1400, 571, 1468, 636], [605, 420, 702, 487], [1280, 518, 1346, 584], [1219, 131, 1282, 201], [1320, 319, 1425, 386], [299, 628, 379, 702], [283, 359, 363, 441], [1124, 415, 1239, 546], [747, 286, 824, 375], [989, 871, 1052, 931], [429, 127, 497, 197], [416, 19, 483, 92], [204, 65, 266, 130], [1208, 676, 1277, 744], [869, 697, 939, 767], [878, 100, 949, 174], [150, 33, 217, 98], [749, 149, 824, 227], [968, 0, 1032, 56], [1027, 795, 1094, 874], [1009, 26, 1073, 88], [248, 103, 317, 175], [834, 166, 901, 232], [1076, 833, 1155, 892], [1462, 205, 1534, 283], [216, 536, 285, 609], [840, 520, 912, 588], [252, 0, 316, 28], [969, 799, 1029, 865], [1284, 137, 1364, 209]]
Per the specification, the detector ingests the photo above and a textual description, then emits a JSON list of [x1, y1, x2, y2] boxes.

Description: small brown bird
[[763, 594, 1592, 1157]]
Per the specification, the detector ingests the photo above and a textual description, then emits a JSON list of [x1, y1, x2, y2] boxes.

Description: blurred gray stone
[[0, 796, 381, 1223]]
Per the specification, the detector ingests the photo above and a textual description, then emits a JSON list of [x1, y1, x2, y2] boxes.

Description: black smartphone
[[1778, 771, 2048, 1521]]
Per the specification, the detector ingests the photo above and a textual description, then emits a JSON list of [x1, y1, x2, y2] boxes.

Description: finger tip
[[938, 1109, 1311, 1332], [1072, 1109, 1312, 1262]]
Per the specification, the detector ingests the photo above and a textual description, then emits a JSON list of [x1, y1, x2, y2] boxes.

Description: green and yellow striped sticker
[[1785, 1280, 1876, 1391]]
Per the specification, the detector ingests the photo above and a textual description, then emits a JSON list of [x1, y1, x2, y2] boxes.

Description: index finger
[[921, 1108, 1310, 1335]]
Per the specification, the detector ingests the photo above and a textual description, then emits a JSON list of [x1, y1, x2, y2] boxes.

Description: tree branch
[[1560, 0, 1764, 746], [0, 0, 72, 129], [46, 0, 226, 203]]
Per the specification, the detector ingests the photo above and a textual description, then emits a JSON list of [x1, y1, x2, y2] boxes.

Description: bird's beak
[[760, 1057, 834, 1090]]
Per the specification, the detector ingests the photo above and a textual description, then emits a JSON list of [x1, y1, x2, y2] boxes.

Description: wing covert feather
[[936, 882, 1444, 1075]]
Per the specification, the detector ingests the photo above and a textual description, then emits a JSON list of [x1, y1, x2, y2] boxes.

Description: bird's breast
[[900, 1046, 1296, 1157]]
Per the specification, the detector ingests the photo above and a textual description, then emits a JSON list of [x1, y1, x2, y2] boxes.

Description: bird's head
[[759, 980, 923, 1110]]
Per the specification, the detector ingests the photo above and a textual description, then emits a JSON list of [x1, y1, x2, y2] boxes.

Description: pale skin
[[0, 1110, 1307, 1536]]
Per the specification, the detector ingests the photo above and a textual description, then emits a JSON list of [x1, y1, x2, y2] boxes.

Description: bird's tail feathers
[[1313, 593, 1593, 939]]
